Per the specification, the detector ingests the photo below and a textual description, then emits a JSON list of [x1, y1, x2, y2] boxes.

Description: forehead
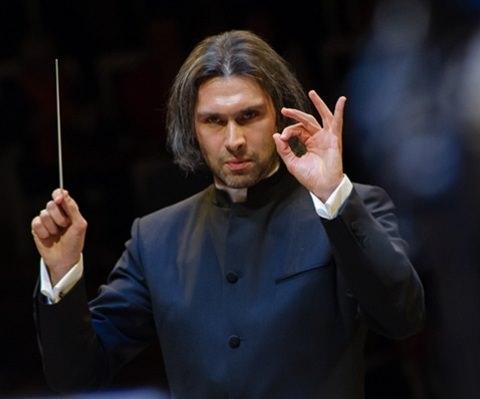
[[196, 76, 272, 112]]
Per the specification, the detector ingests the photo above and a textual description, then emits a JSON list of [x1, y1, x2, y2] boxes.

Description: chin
[[223, 174, 260, 189]]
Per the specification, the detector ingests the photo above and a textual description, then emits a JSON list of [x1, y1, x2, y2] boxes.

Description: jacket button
[[350, 222, 367, 247], [350, 221, 359, 232], [225, 271, 239, 284], [228, 335, 241, 348]]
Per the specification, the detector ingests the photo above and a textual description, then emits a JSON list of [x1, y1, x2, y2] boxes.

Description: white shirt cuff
[[40, 255, 84, 304], [309, 174, 353, 220]]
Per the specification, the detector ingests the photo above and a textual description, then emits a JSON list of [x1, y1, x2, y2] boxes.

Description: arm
[[32, 192, 155, 393], [274, 91, 425, 338], [34, 274, 109, 392], [34, 218, 156, 393], [31, 189, 105, 392], [323, 184, 425, 339]]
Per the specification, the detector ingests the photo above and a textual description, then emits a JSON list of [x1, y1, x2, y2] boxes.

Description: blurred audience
[[346, 1, 480, 398]]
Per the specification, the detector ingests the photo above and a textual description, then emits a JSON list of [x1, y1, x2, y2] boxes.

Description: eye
[[204, 115, 225, 125], [238, 109, 259, 124]]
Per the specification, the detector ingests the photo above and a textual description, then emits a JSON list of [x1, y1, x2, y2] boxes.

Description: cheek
[[250, 120, 276, 144], [258, 131, 277, 152], [197, 134, 223, 158]]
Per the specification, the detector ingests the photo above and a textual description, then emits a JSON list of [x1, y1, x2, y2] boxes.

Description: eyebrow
[[196, 103, 268, 118]]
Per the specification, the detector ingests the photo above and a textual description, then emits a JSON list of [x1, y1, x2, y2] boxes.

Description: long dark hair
[[166, 29, 311, 173]]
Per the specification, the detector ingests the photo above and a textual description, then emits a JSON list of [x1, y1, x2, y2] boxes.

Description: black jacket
[[34, 167, 425, 398]]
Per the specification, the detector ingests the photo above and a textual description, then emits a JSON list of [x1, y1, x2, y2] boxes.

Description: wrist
[[46, 258, 81, 286], [313, 175, 344, 202]]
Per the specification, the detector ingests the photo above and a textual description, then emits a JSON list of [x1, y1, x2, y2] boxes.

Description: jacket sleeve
[[33, 275, 110, 393], [322, 184, 425, 339], [33, 218, 156, 394]]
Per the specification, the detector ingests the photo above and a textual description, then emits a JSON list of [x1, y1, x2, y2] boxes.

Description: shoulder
[[134, 185, 214, 236]]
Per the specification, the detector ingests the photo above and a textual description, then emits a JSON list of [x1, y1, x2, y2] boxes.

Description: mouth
[[225, 159, 252, 172]]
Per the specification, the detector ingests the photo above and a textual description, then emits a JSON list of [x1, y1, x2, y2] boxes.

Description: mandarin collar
[[213, 163, 297, 209]]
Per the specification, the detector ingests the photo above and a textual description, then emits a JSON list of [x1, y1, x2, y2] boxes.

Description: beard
[[207, 151, 279, 189]]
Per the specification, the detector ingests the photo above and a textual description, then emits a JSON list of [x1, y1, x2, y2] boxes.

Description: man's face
[[194, 76, 279, 189]]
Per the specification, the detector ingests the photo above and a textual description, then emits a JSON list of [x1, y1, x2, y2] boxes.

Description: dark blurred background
[[1, 0, 480, 398]]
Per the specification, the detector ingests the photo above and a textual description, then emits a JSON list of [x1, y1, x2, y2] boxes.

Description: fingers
[[281, 107, 320, 132], [51, 189, 86, 227], [281, 91, 346, 136], [309, 90, 347, 130], [277, 121, 312, 142], [47, 199, 69, 226], [308, 90, 332, 126], [32, 206, 68, 241], [32, 189, 86, 240], [31, 215, 51, 240], [332, 96, 347, 138], [39, 208, 61, 235], [273, 132, 290, 154]]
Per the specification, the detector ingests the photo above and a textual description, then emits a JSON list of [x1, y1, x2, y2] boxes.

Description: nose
[[225, 122, 246, 153]]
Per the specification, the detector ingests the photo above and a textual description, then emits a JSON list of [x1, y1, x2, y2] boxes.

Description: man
[[31, 30, 425, 398]]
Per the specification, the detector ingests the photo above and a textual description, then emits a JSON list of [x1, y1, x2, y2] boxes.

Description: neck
[[214, 162, 280, 203]]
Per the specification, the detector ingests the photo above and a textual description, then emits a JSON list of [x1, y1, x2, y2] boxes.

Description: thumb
[[53, 190, 87, 232], [63, 193, 87, 232], [273, 133, 297, 165], [273, 133, 290, 157]]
